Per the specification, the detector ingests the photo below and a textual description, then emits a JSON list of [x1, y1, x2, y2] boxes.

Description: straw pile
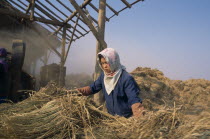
[[0, 67, 209, 139]]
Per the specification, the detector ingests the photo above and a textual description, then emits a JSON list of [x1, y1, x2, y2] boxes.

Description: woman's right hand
[[77, 86, 92, 96]]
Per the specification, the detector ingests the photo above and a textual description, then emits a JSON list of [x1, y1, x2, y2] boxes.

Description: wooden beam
[[36, 0, 79, 38], [47, 24, 71, 42], [10, 0, 70, 27], [25, 3, 32, 14], [52, 0, 92, 36], [46, 0, 88, 35], [132, 0, 145, 5], [64, 17, 79, 63], [109, 0, 144, 20], [89, 3, 99, 12], [0, 8, 68, 27], [26, 0, 55, 20], [106, 3, 118, 16], [25, 0, 70, 28], [83, 8, 98, 25], [15, 0, 73, 41], [69, 0, 107, 48], [89, 2, 109, 21], [121, 0, 132, 8], [30, 0, 35, 21], [59, 25, 67, 86], [34, 0, 71, 28], [57, 0, 88, 32], [83, 8, 98, 27], [46, 0, 67, 19]]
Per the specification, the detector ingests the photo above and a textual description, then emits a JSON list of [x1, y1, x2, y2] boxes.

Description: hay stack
[[131, 67, 175, 110], [0, 67, 209, 139]]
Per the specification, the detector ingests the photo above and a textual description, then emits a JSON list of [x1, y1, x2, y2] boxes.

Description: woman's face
[[100, 57, 111, 73]]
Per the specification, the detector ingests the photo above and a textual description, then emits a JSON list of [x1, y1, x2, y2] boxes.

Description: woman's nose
[[104, 64, 108, 68]]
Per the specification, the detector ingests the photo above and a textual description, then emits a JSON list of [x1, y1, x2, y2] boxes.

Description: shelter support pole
[[32, 60, 36, 77], [69, 0, 107, 105], [42, 50, 51, 66], [59, 25, 67, 87], [93, 0, 107, 106], [43, 52, 48, 66], [64, 16, 79, 63], [30, 0, 35, 20]]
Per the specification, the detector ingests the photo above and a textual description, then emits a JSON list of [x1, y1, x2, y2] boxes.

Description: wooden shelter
[[0, 0, 61, 75], [0, 0, 144, 104]]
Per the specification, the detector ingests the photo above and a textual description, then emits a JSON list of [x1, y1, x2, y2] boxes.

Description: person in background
[[0, 48, 9, 103], [77, 48, 144, 118]]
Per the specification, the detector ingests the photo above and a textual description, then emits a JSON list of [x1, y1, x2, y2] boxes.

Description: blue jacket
[[89, 70, 142, 118]]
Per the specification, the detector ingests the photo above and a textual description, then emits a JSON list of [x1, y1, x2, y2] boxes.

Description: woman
[[78, 48, 144, 118]]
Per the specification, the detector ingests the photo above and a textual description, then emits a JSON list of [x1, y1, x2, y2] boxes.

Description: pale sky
[[46, 0, 210, 80]]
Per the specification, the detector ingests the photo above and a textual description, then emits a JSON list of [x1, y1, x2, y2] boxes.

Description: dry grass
[[0, 67, 210, 138]]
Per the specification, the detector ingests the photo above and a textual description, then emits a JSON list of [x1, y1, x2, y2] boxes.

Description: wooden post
[[41, 50, 51, 66], [30, 0, 35, 21], [94, 0, 107, 106], [59, 25, 66, 87], [64, 16, 79, 63], [32, 60, 36, 77]]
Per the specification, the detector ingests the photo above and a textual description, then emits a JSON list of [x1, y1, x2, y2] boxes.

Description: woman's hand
[[77, 86, 92, 96], [131, 103, 145, 118]]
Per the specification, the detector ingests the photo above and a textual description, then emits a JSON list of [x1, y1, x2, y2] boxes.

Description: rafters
[[3, 0, 144, 61], [0, 8, 67, 27]]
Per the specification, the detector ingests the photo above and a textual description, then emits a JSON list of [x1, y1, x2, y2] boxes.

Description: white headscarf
[[98, 48, 126, 95]]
